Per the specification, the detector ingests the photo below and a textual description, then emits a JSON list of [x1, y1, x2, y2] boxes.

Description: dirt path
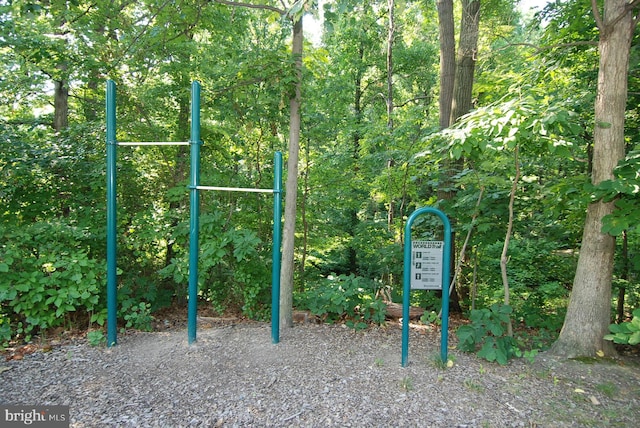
[[2, 321, 639, 427]]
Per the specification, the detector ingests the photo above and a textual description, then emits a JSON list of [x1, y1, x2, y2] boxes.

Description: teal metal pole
[[106, 80, 118, 347], [271, 151, 283, 344], [187, 81, 201, 344], [401, 207, 451, 366], [440, 214, 452, 364]]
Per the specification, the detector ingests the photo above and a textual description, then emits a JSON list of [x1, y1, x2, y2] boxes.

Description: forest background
[[1, 0, 639, 362]]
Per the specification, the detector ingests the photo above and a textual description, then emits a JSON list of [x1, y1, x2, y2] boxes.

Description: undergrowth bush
[[295, 274, 387, 329], [605, 308, 640, 346], [473, 238, 573, 333], [159, 213, 271, 320], [0, 222, 104, 341], [456, 304, 519, 365]]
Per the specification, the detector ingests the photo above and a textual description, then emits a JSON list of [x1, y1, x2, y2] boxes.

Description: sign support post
[[401, 207, 452, 367]]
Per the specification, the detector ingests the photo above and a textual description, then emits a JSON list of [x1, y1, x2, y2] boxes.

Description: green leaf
[[608, 323, 625, 334], [628, 331, 640, 346], [489, 323, 504, 336], [478, 341, 497, 362], [601, 215, 629, 236]]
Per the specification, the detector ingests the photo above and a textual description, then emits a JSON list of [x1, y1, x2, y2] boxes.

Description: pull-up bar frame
[[106, 80, 282, 347], [118, 141, 190, 146]]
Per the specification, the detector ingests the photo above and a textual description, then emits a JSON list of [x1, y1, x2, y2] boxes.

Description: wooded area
[[1, 0, 638, 361]]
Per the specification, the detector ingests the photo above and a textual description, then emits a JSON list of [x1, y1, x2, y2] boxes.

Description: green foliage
[[420, 310, 441, 326], [592, 150, 640, 236], [473, 238, 573, 332], [456, 304, 519, 365], [0, 315, 11, 349], [120, 300, 153, 332], [160, 213, 271, 320], [0, 0, 636, 346], [296, 274, 387, 328], [0, 222, 103, 341], [87, 330, 106, 347], [604, 308, 640, 346], [512, 348, 539, 364]]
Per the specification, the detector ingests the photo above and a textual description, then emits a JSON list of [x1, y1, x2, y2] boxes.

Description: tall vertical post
[[187, 81, 202, 344], [271, 151, 283, 343], [106, 80, 118, 347], [401, 207, 451, 366]]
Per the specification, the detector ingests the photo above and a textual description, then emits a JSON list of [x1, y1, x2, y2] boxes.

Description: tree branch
[[591, 0, 640, 34], [395, 95, 430, 108], [591, 0, 604, 32], [213, 0, 286, 15]]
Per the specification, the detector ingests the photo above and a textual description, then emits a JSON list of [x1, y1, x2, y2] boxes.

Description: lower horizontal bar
[[196, 185, 274, 193], [118, 142, 190, 146]]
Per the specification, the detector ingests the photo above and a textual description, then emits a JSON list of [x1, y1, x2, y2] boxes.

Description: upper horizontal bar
[[118, 142, 190, 146], [196, 185, 275, 193]]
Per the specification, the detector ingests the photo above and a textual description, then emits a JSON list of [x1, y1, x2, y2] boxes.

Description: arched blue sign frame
[[401, 207, 452, 366]]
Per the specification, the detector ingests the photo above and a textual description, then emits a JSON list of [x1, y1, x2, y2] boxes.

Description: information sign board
[[410, 240, 444, 289]]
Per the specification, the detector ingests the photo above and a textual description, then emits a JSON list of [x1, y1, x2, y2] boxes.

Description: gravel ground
[[2, 320, 639, 427]]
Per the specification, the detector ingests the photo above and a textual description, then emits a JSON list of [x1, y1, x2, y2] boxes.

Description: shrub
[[159, 213, 271, 320], [0, 222, 104, 341], [456, 304, 519, 365], [605, 308, 640, 346], [296, 274, 387, 329]]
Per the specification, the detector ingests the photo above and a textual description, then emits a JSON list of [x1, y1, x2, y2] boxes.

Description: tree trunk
[[437, 0, 455, 130], [450, 0, 480, 124], [53, 79, 69, 131], [386, 0, 394, 130], [500, 146, 519, 338], [550, 0, 636, 358], [346, 43, 365, 275], [52, 2, 69, 132], [386, 0, 395, 230], [435, 0, 481, 313], [279, 17, 303, 329]]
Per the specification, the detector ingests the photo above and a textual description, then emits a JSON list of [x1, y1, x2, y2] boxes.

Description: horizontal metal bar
[[117, 142, 190, 146], [195, 185, 275, 193]]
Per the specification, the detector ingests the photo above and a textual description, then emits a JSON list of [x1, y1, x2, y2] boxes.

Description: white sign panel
[[410, 240, 444, 290]]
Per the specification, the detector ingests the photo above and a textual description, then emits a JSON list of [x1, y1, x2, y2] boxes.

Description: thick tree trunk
[[437, 0, 455, 130], [279, 17, 303, 329], [436, 0, 457, 308], [437, 0, 482, 313], [550, 0, 636, 358], [53, 79, 68, 131], [450, 0, 480, 124]]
